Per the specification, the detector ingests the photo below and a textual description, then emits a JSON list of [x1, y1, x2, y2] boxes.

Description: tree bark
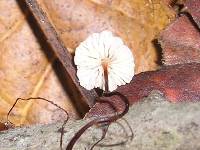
[[1, 91, 200, 150]]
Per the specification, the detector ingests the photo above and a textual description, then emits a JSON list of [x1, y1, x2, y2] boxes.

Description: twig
[[24, 0, 98, 111]]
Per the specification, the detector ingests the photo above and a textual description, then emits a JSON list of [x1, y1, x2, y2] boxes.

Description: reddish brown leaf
[[159, 16, 200, 65], [86, 63, 200, 118]]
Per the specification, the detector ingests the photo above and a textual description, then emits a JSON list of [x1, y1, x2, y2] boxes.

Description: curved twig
[[66, 91, 130, 150], [6, 97, 69, 149], [97, 118, 134, 147], [5, 97, 69, 131], [120, 118, 134, 141], [89, 125, 109, 150]]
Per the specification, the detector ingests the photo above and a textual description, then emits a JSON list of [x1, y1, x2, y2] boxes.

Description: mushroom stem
[[104, 67, 109, 93], [101, 58, 110, 92]]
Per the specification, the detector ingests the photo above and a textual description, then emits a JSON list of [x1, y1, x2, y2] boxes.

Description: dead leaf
[[159, 15, 200, 65], [86, 63, 200, 118], [0, 0, 79, 125], [40, 0, 175, 73], [0, 0, 174, 125]]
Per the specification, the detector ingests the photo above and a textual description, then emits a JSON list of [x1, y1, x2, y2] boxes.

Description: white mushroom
[[74, 30, 135, 92]]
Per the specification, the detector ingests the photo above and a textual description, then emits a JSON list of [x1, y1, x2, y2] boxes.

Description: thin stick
[[6, 97, 69, 126], [120, 118, 134, 141], [60, 119, 69, 150], [6, 97, 69, 149], [24, 0, 97, 107], [97, 121, 131, 147], [89, 125, 109, 150]]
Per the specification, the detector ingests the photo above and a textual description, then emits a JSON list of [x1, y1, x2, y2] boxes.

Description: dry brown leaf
[[159, 15, 200, 65], [0, 0, 174, 125], [0, 0, 79, 125], [40, 0, 175, 73]]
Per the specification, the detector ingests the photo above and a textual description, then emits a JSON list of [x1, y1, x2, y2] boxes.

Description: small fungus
[[66, 31, 135, 149], [74, 30, 135, 92]]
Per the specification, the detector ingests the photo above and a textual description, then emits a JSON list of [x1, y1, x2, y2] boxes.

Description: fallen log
[[1, 91, 200, 150]]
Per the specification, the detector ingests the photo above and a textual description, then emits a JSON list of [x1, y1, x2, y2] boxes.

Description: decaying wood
[[23, 0, 98, 113], [1, 92, 200, 150]]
